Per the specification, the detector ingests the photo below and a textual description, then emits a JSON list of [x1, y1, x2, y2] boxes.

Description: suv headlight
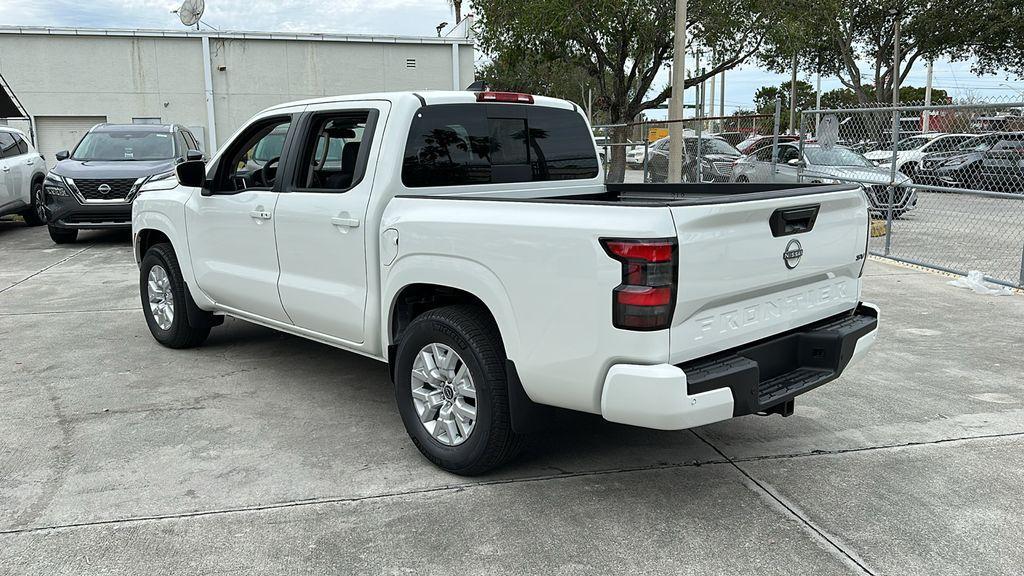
[[940, 156, 970, 169], [138, 170, 178, 193], [43, 173, 71, 197]]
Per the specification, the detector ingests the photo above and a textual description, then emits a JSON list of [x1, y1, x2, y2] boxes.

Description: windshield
[[957, 135, 996, 152], [893, 136, 933, 151], [72, 131, 175, 161], [804, 146, 874, 167], [685, 138, 740, 156]]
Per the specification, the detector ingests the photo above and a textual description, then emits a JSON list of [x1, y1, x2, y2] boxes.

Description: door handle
[[331, 217, 360, 228], [249, 210, 272, 220], [0, 166, 9, 172], [25, 160, 33, 165]]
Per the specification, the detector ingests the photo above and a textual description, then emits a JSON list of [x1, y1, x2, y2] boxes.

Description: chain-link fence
[[796, 98, 1024, 288], [593, 106, 780, 185]]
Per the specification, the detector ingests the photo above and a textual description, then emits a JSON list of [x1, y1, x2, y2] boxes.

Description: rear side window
[[402, 103, 599, 187], [13, 134, 29, 155]]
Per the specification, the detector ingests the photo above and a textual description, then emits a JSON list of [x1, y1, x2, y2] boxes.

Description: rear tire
[[394, 305, 523, 475], [48, 225, 78, 244], [21, 179, 46, 226], [140, 243, 212, 349]]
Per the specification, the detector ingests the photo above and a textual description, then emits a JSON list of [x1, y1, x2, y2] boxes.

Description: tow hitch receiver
[[763, 399, 795, 417]]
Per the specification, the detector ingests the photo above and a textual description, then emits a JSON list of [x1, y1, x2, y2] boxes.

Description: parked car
[[42, 123, 204, 244], [626, 144, 649, 168], [736, 134, 800, 155], [0, 127, 48, 226], [976, 140, 1024, 193], [915, 133, 1024, 190], [132, 90, 878, 475], [863, 133, 975, 178], [645, 135, 742, 182], [595, 136, 642, 166], [732, 143, 916, 217]]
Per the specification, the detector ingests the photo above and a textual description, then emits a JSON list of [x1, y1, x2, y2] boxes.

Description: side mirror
[[186, 149, 204, 162], [55, 150, 70, 161], [787, 158, 805, 167], [176, 159, 207, 188]]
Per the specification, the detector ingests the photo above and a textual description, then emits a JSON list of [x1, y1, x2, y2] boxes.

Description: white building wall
[[0, 28, 475, 154]]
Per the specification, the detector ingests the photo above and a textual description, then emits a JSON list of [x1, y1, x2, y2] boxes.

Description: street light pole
[[668, 0, 688, 183]]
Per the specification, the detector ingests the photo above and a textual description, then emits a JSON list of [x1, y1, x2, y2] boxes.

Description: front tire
[[21, 180, 46, 226], [140, 243, 212, 349], [48, 225, 78, 244], [394, 305, 523, 475]]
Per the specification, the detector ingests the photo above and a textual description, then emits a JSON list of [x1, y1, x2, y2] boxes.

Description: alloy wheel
[[410, 343, 477, 446], [147, 265, 175, 330]]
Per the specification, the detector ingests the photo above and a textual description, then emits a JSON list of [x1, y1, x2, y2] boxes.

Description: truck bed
[[398, 182, 861, 206]]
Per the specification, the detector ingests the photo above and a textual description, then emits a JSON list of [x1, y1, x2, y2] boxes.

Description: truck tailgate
[[668, 187, 868, 364]]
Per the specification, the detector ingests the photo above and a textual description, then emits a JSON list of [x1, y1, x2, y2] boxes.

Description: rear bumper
[[600, 303, 879, 430]]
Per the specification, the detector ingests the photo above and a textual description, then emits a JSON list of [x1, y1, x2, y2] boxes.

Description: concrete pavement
[[1, 218, 1022, 575]]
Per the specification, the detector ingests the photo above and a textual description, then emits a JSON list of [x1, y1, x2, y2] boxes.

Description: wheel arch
[[383, 255, 521, 363]]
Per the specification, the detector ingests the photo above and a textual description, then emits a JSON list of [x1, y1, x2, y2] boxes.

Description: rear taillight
[[602, 238, 678, 331], [475, 91, 535, 104]]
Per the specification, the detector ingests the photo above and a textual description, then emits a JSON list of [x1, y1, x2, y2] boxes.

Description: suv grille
[[712, 161, 734, 176], [73, 178, 138, 201]]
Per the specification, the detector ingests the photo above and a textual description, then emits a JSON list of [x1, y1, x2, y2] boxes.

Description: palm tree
[[447, 0, 462, 24]]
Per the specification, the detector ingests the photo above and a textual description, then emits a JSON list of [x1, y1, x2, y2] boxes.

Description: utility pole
[[789, 51, 798, 135], [668, 0, 688, 183], [923, 59, 933, 132], [815, 68, 822, 136], [719, 69, 726, 132], [708, 50, 716, 130]]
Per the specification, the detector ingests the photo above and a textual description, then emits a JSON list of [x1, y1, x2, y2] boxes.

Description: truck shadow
[[198, 316, 716, 477]]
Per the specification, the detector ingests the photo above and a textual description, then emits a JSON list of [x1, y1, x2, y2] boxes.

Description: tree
[[820, 85, 951, 109], [753, 80, 815, 131], [448, 0, 463, 24], [758, 0, 1007, 104], [477, 53, 614, 124], [471, 0, 781, 182]]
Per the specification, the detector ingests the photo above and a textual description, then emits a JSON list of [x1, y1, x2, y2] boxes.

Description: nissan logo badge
[[783, 239, 803, 269]]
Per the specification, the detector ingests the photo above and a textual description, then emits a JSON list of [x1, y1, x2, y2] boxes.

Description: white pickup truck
[[132, 90, 878, 475]]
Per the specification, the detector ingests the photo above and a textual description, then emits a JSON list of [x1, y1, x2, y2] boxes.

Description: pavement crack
[[692, 430, 877, 576], [0, 244, 94, 295], [0, 307, 141, 316], [2, 430, 1020, 538], [727, 430, 1024, 464]]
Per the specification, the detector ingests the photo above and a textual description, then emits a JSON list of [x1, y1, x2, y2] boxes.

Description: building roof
[[0, 25, 473, 46]]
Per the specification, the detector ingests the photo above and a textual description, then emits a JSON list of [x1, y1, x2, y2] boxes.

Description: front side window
[[216, 118, 292, 192], [73, 130, 175, 161], [402, 104, 599, 188], [296, 112, 371, 191]]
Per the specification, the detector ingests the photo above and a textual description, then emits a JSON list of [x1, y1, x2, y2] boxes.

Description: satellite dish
[[177, 0, 205, 27]]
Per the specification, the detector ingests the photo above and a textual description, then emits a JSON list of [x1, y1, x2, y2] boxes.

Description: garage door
[[35, 116, 107, 163]]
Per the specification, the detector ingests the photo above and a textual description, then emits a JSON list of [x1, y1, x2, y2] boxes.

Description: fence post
[[771, 98, 782, 182], [696, 114, 703, 183], [642, 121, 650, 182], [797, 111, 805, 182], [886, 108, 899, 256], [1019, 245, 1024, 287]]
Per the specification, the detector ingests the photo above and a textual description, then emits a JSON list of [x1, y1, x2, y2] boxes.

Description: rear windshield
[[73, 131, 175, 161], [402, 103, 599, 187]]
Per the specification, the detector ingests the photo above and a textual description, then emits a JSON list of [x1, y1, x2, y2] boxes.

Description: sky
[[2, 0, 1021, 114]]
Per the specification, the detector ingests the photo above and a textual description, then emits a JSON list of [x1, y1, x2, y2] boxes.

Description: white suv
[[0, 127, 48, 226]]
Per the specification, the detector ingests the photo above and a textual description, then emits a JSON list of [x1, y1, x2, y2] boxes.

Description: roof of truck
[[263, 91, 579, 114]]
